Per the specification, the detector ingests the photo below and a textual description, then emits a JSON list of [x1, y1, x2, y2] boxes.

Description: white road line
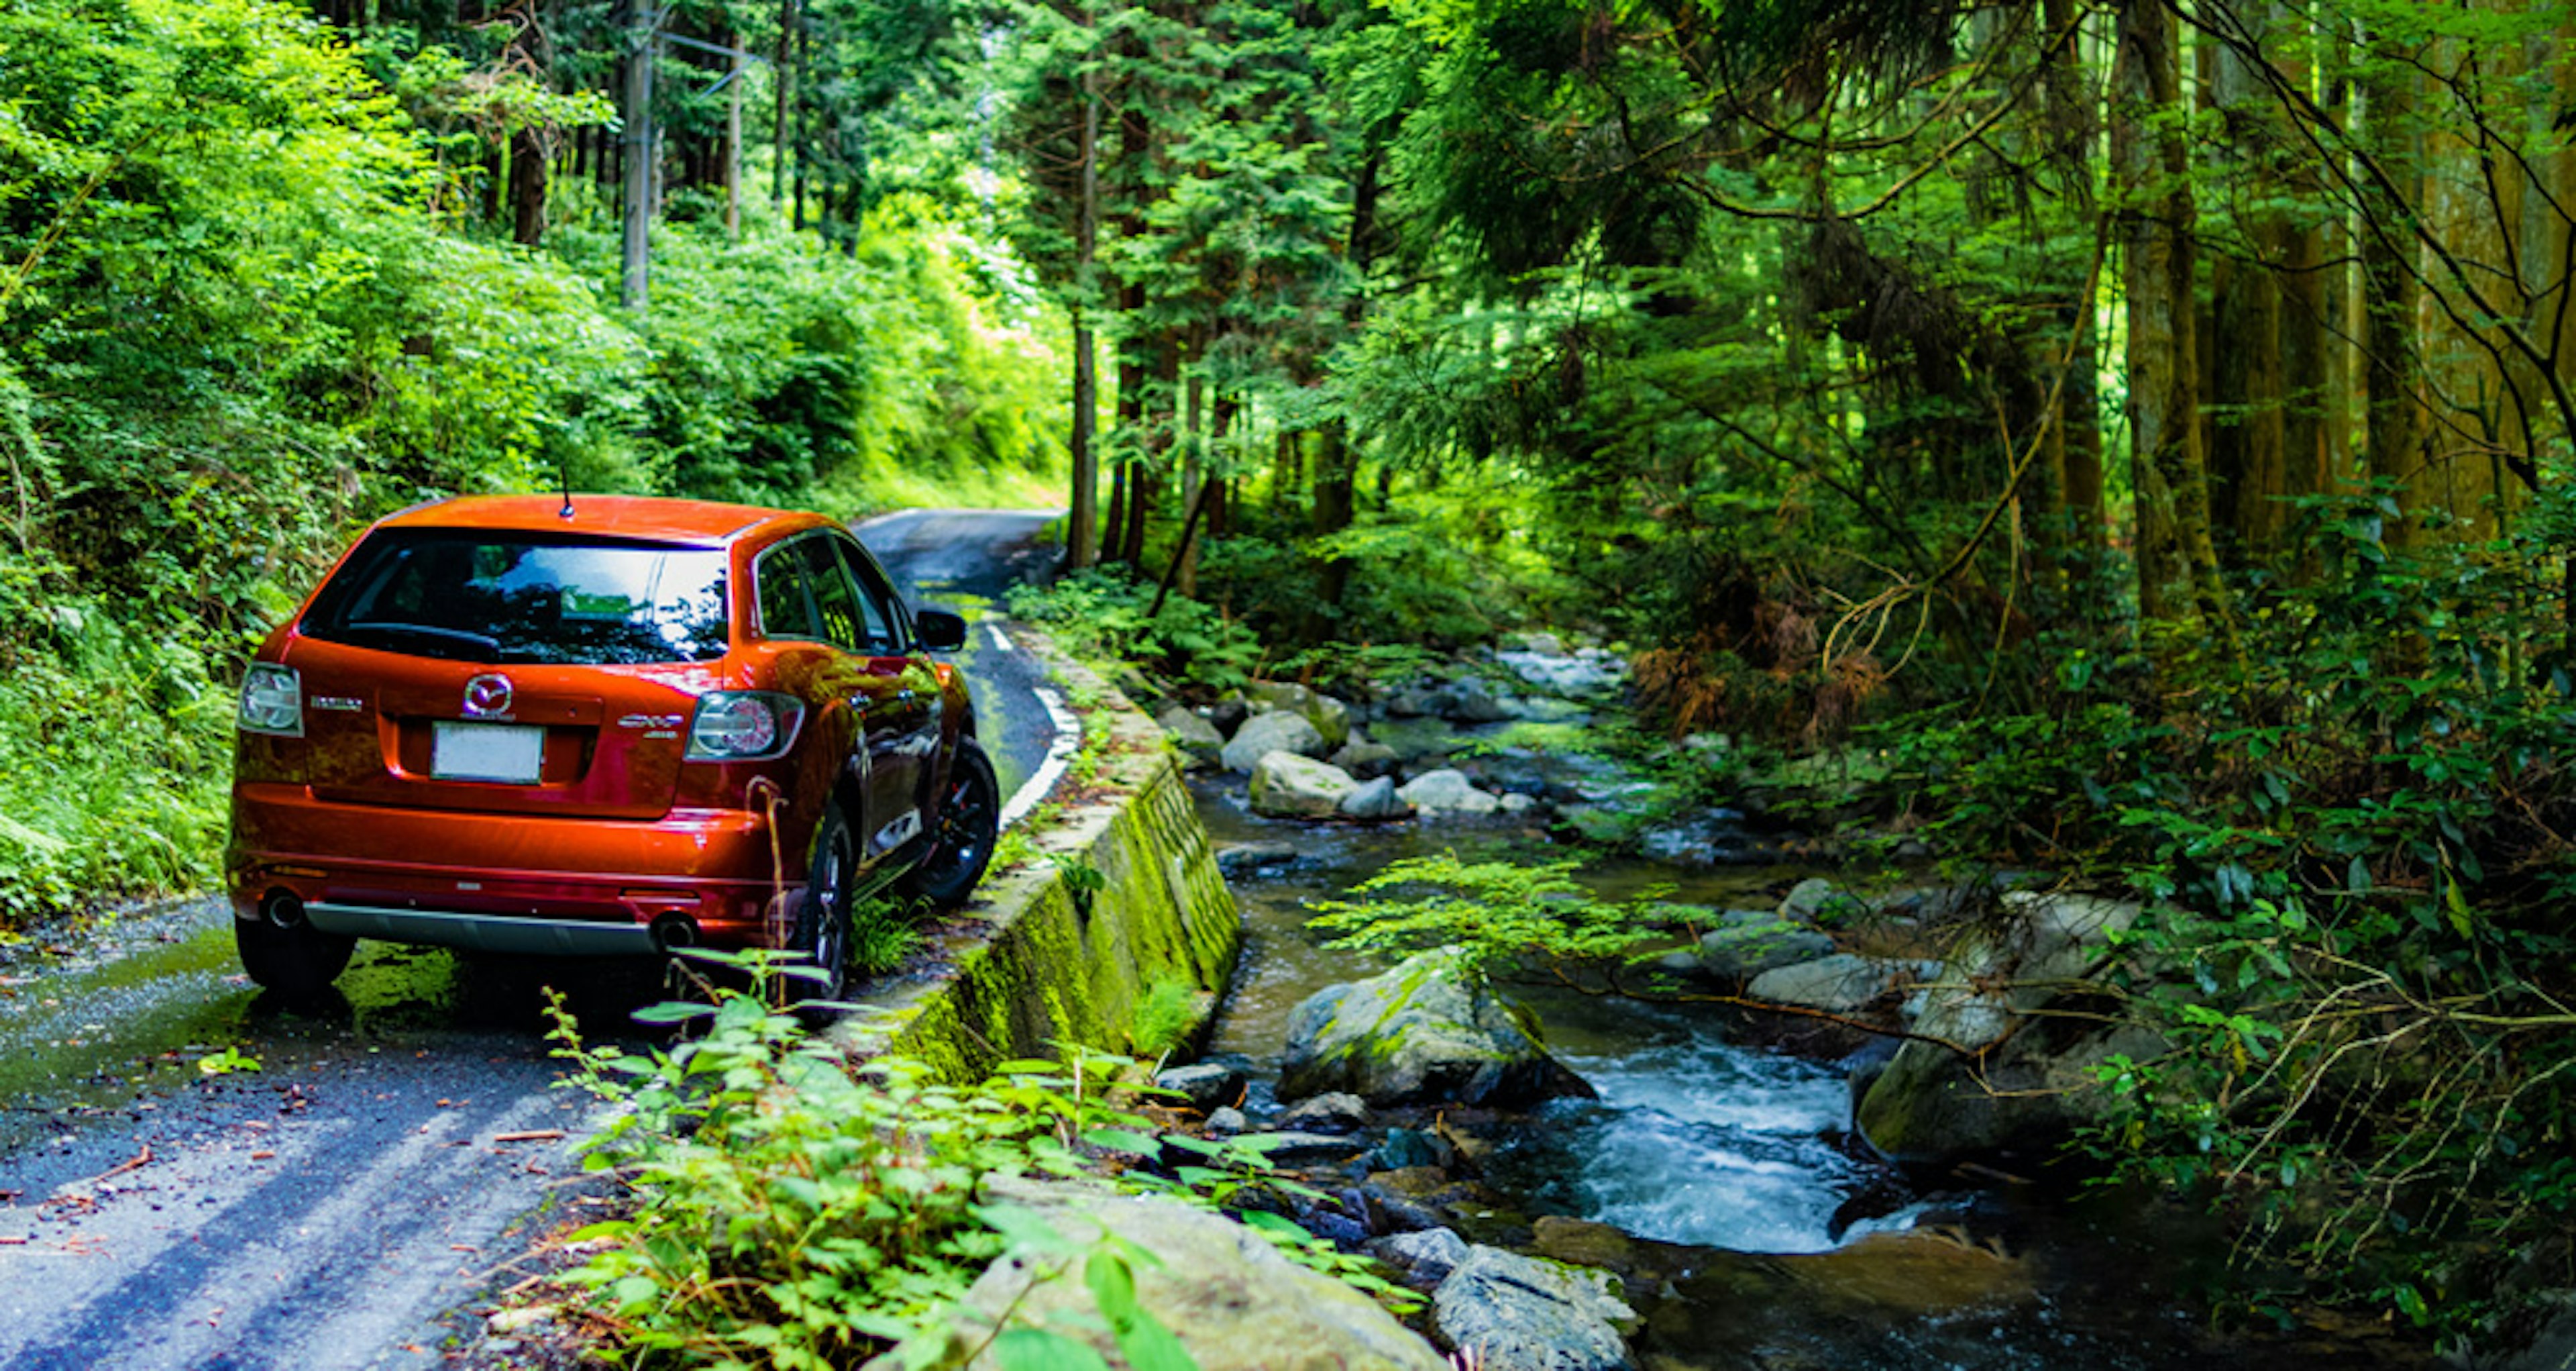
[[1000, 683, 1081, 830], [985, 621, 1016, 653]]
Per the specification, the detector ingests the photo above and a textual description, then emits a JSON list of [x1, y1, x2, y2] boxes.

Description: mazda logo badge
[[462, 673, 515, 718]]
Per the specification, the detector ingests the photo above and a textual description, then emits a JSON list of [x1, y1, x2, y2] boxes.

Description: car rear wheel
[[795, 801, 859, 1001], [236, 917, 356, 1000], [909, 738, 999, 909]]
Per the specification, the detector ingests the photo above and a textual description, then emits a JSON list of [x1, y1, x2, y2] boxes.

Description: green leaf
[[991, 1329, 1116, 1371], [630, 1001, 718, 1025], [1081, 1127, 1163, 1157]]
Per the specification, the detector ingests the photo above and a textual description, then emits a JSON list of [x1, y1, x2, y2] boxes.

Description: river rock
[[1244, 680, 1352, 750], [1222, 710, 1327, 774], [1252, 1130, 1371, 1165], [1441, 676, 1523, 724], [1396, 768, 1501, 815], [1216, 840, 1302, 877], [884, 1180, 1448, 1371], [1432, 1244, 1638, 1371], [1280, 948, 1592, 1108], [1340, 776, 1413, 820], [1156, 1062, 1246, 1113], [1366, 1227, 1470, 1290], [1251, 752, 1360, 819], [1330, 738, 1401, 779], [1371, 715, 1466, 763], [1697, 911, 1837, 980], [1495, 646, 1625, 699], [1156, 705, 1226, 767], [1277, 1091, 1371, 1134], [1638, 811, 1752, 866], [1204, 1106, 1248, 1136], [1780, 876, 1866, 925], [1748, 954, 1927, 1014], [1857, 891, 2152, 1164]]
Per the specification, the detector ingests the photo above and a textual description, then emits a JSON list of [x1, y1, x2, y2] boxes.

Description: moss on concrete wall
[[840, 639, 1240, 1082]]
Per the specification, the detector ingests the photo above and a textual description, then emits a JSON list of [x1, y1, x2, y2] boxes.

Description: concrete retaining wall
[[838, 633, 1240, 1079]]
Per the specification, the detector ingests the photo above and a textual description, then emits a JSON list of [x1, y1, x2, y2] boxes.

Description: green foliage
[[1126, 978, 1198, 1062], [1305, 853, 1678, 976], [546, 974, 1407, 1364], [1866, 513, 2576, 1331], [1006, 569, 1267, 692]]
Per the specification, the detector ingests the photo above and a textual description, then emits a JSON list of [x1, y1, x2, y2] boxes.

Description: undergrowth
[[543, 958, 1418, 1366]]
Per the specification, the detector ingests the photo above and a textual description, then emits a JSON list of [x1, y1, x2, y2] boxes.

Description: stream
[[1188, 782, 2436, 1371]]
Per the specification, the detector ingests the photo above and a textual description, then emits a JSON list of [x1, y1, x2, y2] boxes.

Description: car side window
[[833, 538, 904, 652], [754, 546, 822, 642], [797, 537, 873, 654]]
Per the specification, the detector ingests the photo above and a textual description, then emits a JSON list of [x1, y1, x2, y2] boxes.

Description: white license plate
[[431, 721, 545, 783]]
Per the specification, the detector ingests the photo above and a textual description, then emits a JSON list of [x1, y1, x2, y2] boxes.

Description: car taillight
[[686, 692, 804, 760], [237, 664, 303, 738]]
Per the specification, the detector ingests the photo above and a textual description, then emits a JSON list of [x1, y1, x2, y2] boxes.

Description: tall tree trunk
[[1065, 79, 1102, 570], [772, 0, 797, 211], [619, 0, 653, 309], [1178, 357, 1203, 597], [2115, 0, 2235, 658], [792, 15, 811, 232], [2357, 28, 2422, 557], [2204, 3, 2291, 570], [723, 34, 743, 240], [2042, 0, 2105, 566], [509, 126, 547, 246]]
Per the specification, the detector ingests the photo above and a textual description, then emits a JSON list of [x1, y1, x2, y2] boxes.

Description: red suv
[[226, 495, 998, 999]]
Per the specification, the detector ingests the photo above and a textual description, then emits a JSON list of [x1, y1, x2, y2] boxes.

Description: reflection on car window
[[755, 546, 822, 642], [797, 538, 876, 654], [303, 531, 731, 664], [835, 540, 902, 652]]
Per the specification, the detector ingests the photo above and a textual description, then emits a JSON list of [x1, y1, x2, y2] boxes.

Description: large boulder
[[1222, 709, 1327, 774], [1857, 891, 2152, 1164], [1395, 768, 1501, 816], [881, 1180, 1446, 1371], [1432, 1245, 1637, 1371], [1747, 954, 1931, 1015], [1250, 753, 1361, 819], [1156, 705, 1226, 768], [1281, 949, 1592, 1107], [1695, 911, 1837, 980], [1244, 680, 1352, 750]]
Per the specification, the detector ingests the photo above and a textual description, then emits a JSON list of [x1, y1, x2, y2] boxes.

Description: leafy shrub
[[545, 968, 1412, 1365]]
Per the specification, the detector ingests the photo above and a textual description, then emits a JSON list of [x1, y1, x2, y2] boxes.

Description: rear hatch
[[284, 529, 733, 819]]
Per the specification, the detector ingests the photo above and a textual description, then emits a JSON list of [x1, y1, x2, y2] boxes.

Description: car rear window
[[301, 530, 731, 664]]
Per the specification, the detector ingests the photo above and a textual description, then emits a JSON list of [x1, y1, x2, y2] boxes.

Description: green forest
[[7, 0, 2576, 1347]]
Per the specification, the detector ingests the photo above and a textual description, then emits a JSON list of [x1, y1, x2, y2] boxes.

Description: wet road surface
[[0, 508, 1064, 1369]]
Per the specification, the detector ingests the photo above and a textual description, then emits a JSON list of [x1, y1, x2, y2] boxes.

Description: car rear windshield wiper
[[340, 621, 504, 661]]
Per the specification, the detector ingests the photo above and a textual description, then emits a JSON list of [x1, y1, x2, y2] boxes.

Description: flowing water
[[1190, 782, 2438, 1370]]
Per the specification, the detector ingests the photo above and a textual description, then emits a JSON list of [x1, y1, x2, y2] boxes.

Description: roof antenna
[[557, 460, 576, 521]]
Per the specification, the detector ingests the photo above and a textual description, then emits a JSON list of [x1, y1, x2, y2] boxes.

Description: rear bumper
[[227, 782, 804, 953], [306, 902, 665, 956]]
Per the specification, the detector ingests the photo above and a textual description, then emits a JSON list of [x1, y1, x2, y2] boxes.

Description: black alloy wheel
[[910, 738, 999, 908], [796, 802, 859, 1002]]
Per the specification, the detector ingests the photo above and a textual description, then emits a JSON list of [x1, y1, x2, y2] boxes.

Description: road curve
[[0, 508, 1065, 1370]]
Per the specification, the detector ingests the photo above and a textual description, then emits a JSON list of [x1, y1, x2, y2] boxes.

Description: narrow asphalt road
[[0, 507, 1065, 1370]]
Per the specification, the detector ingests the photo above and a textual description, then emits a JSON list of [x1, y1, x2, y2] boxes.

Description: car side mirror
[[915, 607, 967, 652]]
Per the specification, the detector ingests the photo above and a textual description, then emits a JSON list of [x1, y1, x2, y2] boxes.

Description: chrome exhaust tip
[[261, 890, 307, 929]]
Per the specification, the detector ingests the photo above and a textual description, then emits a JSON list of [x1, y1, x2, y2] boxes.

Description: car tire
[[235, 917, 356, 999], [909, 738, 999, 909], [795, 801, 859, 1001]]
